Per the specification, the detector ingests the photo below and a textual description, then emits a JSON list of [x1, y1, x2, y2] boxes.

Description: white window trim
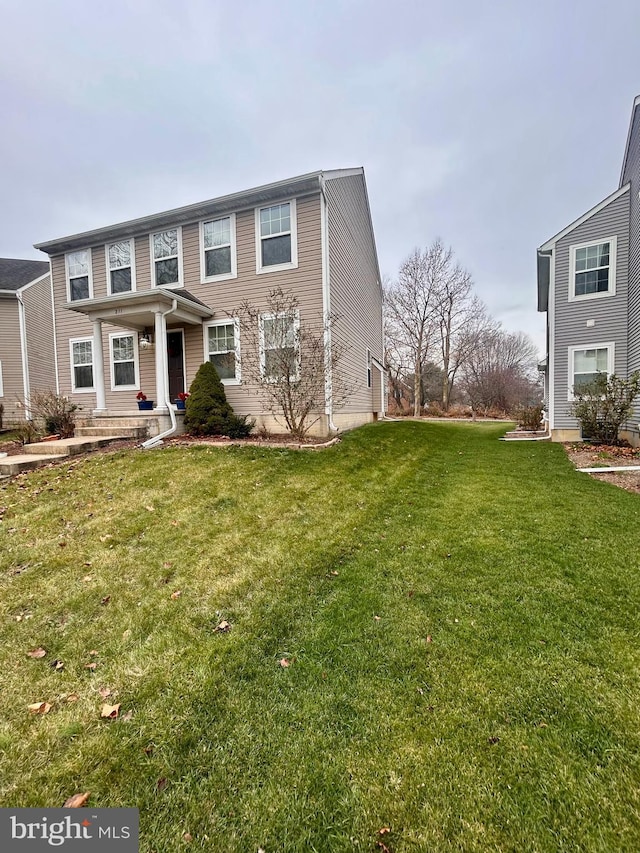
[[366, 348, 372, 389], [567, 342, 615, 401], [255, 199, 298, 274], [0, 359, 3, 397], [199, 214, 237, 283], [203, 318, 241, 385], [65, 249, 94, 302], [149, 226, 184, 289], [69, 336, 95, 393], [105, 238, 137, 295], [568, 236, 617, 302], [108, 331, 140, 392], [259, 310, 300, 381]]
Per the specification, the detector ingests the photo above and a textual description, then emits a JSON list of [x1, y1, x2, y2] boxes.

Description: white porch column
[[153, 310, 168, 412], [92, 320, 107, 414]]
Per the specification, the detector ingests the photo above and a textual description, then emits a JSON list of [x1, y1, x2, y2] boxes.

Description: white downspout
[[16, 291, 31, 420], [319, 177, 338, 433], [142, 299, 178, 449]]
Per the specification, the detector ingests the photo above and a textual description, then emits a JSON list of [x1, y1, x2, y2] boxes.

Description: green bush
[[570, 371, 640, 443], [184, 362, 253, 437]]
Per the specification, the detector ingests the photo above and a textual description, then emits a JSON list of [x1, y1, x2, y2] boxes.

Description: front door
[[166, 330, 185, 401]]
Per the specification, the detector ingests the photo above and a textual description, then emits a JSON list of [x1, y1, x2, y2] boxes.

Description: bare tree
[[235, 288, 354, 440], [384, 243, 448, 416]]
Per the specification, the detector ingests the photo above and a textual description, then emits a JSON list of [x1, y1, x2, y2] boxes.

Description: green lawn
[[1, 421, 640, 852]]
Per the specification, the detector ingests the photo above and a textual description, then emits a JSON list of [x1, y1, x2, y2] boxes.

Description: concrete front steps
[[0, 435, 130, 477], [75, 416, 153, 440]]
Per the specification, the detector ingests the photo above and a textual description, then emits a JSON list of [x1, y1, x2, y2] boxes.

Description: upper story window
[[256, 200, 298, 273], [206, 320, 240, 383], [201, 215, 236, 281], [260, 311, 299, 380], [568, 343, 614, 398], [107, 239, 135, 294], [151, 228, 182, 287], [66, 250, 93, 301], [569, 237, 617, 301]]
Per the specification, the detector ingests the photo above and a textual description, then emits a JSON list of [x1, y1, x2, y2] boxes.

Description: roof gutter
[[141, 299, 178, 449]]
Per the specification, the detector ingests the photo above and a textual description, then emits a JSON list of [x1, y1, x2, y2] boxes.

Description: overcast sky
[[2, 0, 640, 355]]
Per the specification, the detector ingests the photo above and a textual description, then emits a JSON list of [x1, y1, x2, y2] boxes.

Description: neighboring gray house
[[537, 95, 640, 443], [0, 258, 56, 426], [34, 169, 385, 437]]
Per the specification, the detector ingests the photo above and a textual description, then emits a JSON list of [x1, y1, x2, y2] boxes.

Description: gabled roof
[[538, 183, 630, 252], [0, 258, 50, 293], [619, 95, 640, 187], [34, 169, 365, 256]]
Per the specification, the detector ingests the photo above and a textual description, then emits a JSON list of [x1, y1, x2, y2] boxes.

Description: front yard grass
[[1, 421, 640, 851]]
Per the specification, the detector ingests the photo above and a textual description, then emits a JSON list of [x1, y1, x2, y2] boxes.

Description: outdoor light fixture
[[139, 329, 153, 350]]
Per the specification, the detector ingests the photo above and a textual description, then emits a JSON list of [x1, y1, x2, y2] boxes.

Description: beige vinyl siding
[[325, 173, 383, 416], [134, 235, 152, 291], [22, 274, 56, 396], [181, 194, 324, 417], [0, 296, 24, 423], [552, 190, 630, 430]]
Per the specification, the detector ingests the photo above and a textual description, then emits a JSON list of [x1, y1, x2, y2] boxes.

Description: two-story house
[[34, 169, 385, 438], [537, 96, 640, 443], [0, 258, 56, 425]]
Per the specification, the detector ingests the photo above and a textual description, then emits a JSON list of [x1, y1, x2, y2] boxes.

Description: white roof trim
[[538, 183, 630, 251], [619, 95, 640, 188], [16, 271, 50, 294]]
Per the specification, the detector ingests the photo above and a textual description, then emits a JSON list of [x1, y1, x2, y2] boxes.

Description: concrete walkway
[[0, 435, 128, 477]]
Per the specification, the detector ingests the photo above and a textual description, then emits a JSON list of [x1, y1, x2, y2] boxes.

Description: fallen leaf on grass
[[121, 710, 133, 722], [426, 635, 432, 644], [51, 659, 64, 671], [28, 701, 52, 714], [100, 596, 111, 606], [89, 650, 98, 656], [183, 832, 193, 842], [82, 575, 93, 582], [99, 535, 111, 542], [170, 590, 181, 600], [63, 792, 90, 808], [488, 736, 500, 745], [143, 744, 155, 756], [27, 647, 46, 659], [66, 693, 79, 702], [279, 658, 290, 668], [85, 662, 97, 670], [330, 570, 339, 576], [215, 620, 231, 632], [374, 615, 381, 621], [145, 505, 155, 512], [170, 520, 179, 527], [156, 777, 168, 791], [98, 687, 112, 699], [100, 703, 120, 719], [376, 842, 391, 853], [378, 827, 391, 835]]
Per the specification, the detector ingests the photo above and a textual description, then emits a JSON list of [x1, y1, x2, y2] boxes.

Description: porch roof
[[65, 288, 213, 331]]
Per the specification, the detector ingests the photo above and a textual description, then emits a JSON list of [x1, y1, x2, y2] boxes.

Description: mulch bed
[[564, 442, 640, 494]]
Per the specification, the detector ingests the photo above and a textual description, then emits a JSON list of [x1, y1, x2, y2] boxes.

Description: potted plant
[[175, 391, 189, 411], [136, 391, 154, 411]]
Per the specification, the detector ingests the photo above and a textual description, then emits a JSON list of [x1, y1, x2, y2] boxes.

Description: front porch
[[66, 288, 212, 419]]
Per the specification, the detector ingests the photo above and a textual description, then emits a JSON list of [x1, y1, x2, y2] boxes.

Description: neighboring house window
[[569, 237, 617, 300], [66, 250, 93, 301], [151, 228, 182, 287], [110, 333, 139, 390], [107, 239, 135, 294], [70, 338, 94, 392], [206, 320, 240, 382], [367, 349, 372, 388], [201, 216, 236, 280], [260, 312, 299, 380], [256, 200, 298, 272], [568, 343, 614, 397]]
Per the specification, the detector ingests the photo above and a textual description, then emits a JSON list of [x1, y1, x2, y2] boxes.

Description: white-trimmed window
[[205, 320, 240, 383], [70, 338, 94, 392], [260, 311, 300, 380], [106, 239, 135, 294], [0, 360, 3, 397], [66, 249, 93, 301], [151, 228, 182, 287], [256, 200, 298, 272], [201, 215, 236, 281], [109, 332, 139, 390], [568, 343, 614, 398], [569, 237, 616, 301]]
